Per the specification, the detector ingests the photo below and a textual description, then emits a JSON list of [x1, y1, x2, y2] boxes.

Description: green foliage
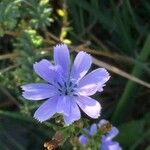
[[118, 120, 145, 148], [0, 0, 52, 36], [20, 0, 53, 29], [68, 0, 149, 55], [117, 113, 150, 150], [0, 0, 150, 149], [145, 146, 150, 150], [112, 34, 150, 124], [0, 110, 53, 149], [0, 0, 21, 35]]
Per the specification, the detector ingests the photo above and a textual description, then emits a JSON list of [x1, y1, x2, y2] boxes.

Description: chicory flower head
[[79, 119, 122, 150], [21, 44, 110, 125]]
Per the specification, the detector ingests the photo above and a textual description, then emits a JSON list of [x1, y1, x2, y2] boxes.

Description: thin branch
[[0, 53, 17, 60], [92, 57, 150, 88]]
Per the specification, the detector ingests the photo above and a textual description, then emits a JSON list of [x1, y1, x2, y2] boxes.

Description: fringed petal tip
[[101, 68, 111, 80], [78, 51, 91, 57], [21, 84, 34, 91], [54, 43, 68, 49], [76, 96, 102, 119], [63, 115, 81, 125], [20, 84, 33, 91], [33, 59, 51, 66], [22, 91, 25, 97], [89, 106, 101, 119], [33, 115, 44, 123], [22, 91, 32, 100], [91, 113, 100, 119], [21, 85, 25, 90], [54, 43, 70, 75], [96, 68, 110, 78], [63, 107, 81, 125]]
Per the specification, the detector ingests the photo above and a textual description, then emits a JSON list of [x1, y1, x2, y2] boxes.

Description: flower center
[[57, 81, 77, 96]]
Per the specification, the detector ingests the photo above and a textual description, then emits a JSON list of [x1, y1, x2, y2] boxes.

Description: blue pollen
[[57, 81, 77, 96]]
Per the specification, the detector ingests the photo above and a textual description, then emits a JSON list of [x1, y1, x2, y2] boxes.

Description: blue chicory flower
[[79, 123, 97, 145], [21, 44, 110, 125], [79, 120, 122, 150]]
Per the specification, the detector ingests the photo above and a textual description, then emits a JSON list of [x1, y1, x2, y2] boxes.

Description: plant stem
[[112, 34, 150, 124]]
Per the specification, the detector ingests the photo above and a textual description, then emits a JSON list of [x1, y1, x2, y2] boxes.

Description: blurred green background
[[0, 0, 150, 149]]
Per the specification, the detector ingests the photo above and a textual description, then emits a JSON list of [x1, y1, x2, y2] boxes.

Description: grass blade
[[112, 34, 150, 124]]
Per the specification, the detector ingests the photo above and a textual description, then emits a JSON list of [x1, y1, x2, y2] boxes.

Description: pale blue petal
[[98, 119, 109, 128], [101, 127, 122, 150], [57, 96, 71, 116], [106, 142, 122, 150], [34, 97, 58, 122], [63, 98, 81, 125], [33, 59, 56, 83], [78, 68, 110, 96], [101, 141, 122, 150], [76, 96, 101, 119], [105, 127, 119, 141], [54, 44, 70, 76], [71, 51, 92, 81], [90, 123, 97, 135], [98, 85, 105, 92], [22, 83, 58, 100], [79, 135, 89, 145]]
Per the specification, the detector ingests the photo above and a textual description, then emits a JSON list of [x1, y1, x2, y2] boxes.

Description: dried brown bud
[[44, 132, 63, 150], [99, 122, 112, 133]]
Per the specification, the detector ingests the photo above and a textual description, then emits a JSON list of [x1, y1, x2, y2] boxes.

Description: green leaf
[[145, 146, 150, 150], [117, 120, 145, 148]]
